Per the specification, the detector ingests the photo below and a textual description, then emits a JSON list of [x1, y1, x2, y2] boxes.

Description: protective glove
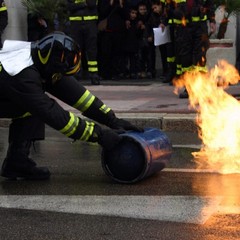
[[98, 129, 122, 151], [109, 118, 144, 132]]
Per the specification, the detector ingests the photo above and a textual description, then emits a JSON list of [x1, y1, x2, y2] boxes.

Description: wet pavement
[[0, 126, 240, 240], [0, 80, 240, 239]]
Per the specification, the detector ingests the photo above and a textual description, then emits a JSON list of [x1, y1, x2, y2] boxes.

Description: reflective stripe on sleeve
[[0, 6, 7, 11], [80, 121, 95, 141], [60, 112, 79, 137], [99, 104, 111, 114], [69, 16, 98, 21], [73, 90, 95, 112]]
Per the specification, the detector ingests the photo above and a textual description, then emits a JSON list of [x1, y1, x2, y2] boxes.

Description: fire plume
[[174, 60, 240, 173]]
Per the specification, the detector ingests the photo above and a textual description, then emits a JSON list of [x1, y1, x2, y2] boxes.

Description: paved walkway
[[61, 79, 240, 114], [1, 79, 240, 144]]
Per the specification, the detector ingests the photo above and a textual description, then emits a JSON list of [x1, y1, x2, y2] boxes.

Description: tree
[[21, 0, 68, 32]]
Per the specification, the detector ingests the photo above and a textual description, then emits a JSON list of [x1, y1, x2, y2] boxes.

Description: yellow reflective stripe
[[0, 6, 7, 11], [88, 67, 98, 72], [75, 0, 85, 3], [194, 65, 208, 72], [168, 19, 173, 24], [73, 90, 95, 112], [13, 112, 32, 119], [69, 16, 98, 21], [176, 69, 182, 75], [192, 15, 207, 22], [176, 64, 182, 75], [80, 121, 95, 141], [83, 16, 98, 20], [182, 66, 194, 73], [173, 18, 189, 24], [69, 16, 82, 21], [60, 112, 79, 137], [88, 61, 98, 72], [99, 104, 111, 114], [38, 49, 51, 64], [167, 56, 175, 63], [173, 15, 207, 25], [88, 61, 97, 66], [66, 60, 81, 75], [175, 0, 186, 3]]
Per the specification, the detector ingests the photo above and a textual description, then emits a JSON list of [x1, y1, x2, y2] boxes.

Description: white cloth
[[0, 40, 34, 76], [153, 26, 171, 46]]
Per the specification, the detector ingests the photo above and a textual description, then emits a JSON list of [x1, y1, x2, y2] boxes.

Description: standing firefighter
[[0, 32, 142, 180], [164, 0, 216, 98], [67, 0, 100, 85], [0, 0, 8, 49]]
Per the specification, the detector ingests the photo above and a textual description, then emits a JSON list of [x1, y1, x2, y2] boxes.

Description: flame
[[174, 60, 240, 173], [181, 17, 187, 26]]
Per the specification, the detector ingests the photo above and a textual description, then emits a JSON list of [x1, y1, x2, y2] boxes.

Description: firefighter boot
[[90, 72, 100, 85], [163, 63, 176, 84], [1, 141, 51, 180], [179, 88, 189, 99]]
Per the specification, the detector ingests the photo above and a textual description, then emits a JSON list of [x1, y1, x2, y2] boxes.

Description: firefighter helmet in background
[[31, 31, 81, 80]]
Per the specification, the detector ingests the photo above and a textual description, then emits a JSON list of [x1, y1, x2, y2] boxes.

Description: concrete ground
[[1, 78, 240, 145]]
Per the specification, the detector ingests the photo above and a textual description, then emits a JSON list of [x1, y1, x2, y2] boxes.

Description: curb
[[0, 113, 200, 145]]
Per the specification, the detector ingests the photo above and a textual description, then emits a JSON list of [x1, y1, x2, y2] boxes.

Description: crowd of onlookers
[[25, 0, 173, 82], [97, 0, 170, 82], [1, 0, 237, 86]]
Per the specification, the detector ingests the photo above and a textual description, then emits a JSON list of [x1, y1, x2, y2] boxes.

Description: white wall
[[2, 0, 27, 41], [207, 6, 237, 69]]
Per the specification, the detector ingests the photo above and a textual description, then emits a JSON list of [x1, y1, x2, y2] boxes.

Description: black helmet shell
[[31, 32, 81, 79]]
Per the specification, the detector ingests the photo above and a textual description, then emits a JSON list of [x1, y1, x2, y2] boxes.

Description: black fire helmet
[[31, 31, 81, 81]]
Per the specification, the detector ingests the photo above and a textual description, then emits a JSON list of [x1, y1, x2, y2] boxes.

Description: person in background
[[137, 1, 152, 79], [67, 0, 100, 85], [98, 0, 127, 80], [161, 0, 176, 84], [164, 0, 216, 98], [0, 32, 142, 180], [147, 0, 168, 79], [123, 6, 142, 79], [27, 13, 48, 41], [0, 0, 8, 49]]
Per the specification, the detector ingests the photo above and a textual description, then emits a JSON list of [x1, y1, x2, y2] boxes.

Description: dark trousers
[[69, 21, 98, 75], [174, 21, 209, 70], [124, 51, 139, 75], [138, 45, 153, 73], [98, 31, 125, 79]]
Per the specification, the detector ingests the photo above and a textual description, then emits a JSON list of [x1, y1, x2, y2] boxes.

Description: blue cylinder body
[[101, 127, 172, 183]]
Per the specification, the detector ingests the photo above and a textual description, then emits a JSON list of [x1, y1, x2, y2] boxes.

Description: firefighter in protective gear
[[0, 32, 142, 180], [161, 0, 176, 84], [0, 0, 8, 49], [164, 0, 216, 97], [67, 0, 100, 85]]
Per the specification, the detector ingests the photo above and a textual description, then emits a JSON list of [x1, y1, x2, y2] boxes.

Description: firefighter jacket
[[68, 0, 98, 21], [0, 0, 8, 33], [164, 0, 215, 25], [0, 40, 116, 142]]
